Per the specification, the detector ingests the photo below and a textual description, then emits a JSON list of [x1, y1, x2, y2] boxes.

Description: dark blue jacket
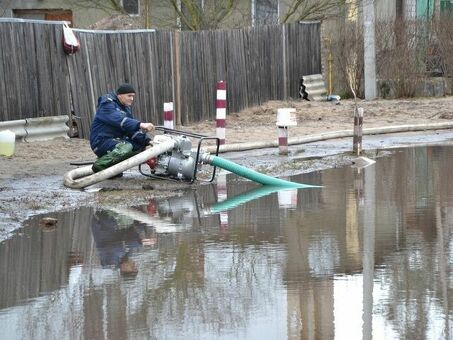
[[91, 210, 142, 268], [89, 92, 150, 157]]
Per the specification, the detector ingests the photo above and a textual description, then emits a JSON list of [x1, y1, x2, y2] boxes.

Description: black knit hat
[[117, 83, 136, 94]]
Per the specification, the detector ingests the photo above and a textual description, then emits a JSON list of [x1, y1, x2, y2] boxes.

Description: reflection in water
[[91, 210, 157, 276], [0, 146, 452, 339]]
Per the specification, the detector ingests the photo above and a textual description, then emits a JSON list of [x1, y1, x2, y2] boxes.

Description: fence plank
[[0, 20, 321, 137], [0, 24, 9, 118]]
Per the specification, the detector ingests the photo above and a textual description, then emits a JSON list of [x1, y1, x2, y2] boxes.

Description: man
[[89, 83, 155, 172], [90, 209, 143, 277]]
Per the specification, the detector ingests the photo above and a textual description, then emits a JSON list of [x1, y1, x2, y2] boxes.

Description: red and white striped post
[[278, 189, 298, 209], [217, 171, 229, 231], [216, 81, 227, 145], [276, 108, 297, 155], [278, 127, 289, 155], [163, 102, 174, 129]]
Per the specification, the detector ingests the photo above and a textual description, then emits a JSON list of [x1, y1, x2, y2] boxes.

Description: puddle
[[0, 146, 452, 339]]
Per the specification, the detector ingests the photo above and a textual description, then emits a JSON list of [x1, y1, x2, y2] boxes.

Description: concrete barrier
[[301, 74, 326, 101]]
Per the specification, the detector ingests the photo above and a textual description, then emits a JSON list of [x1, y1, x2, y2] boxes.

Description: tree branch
[[0, 0, 14, 17], [282, 0, 346, 23], [66, 0, 126, 15]]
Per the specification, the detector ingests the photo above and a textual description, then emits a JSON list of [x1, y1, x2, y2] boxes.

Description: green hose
[[208, 155, 319, 188], [208, 185, 283, 214]]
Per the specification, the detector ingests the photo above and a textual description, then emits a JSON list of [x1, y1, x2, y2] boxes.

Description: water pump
[[138, 128, 220, 183], [64, 127, 315, 189]]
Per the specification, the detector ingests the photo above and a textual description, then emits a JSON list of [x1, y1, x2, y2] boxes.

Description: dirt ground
[[1, 96, 453, 239]]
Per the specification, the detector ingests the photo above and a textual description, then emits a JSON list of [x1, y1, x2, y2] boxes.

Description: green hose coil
[[209, 155, 319, 189]]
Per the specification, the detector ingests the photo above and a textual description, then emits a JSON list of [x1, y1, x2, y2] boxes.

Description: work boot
[[92, 142, 134, 173]]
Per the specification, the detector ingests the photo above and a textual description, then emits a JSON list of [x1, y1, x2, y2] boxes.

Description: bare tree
[[64, 0, 349, 30], [167, 0, 235, 31], [375, 20, 425, 98], [331, 20, 364, 98], [281, 0, 347, 23], [66, 0, 126, 14], [433, 14, 453, 90], [0, 0, 14, 17]]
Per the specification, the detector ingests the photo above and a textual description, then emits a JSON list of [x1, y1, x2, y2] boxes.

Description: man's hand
[[140, 122, 155, 132]]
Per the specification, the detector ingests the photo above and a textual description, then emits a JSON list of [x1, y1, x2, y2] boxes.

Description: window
[[122, 0, 139, 16], [253, 0, 279, 26]]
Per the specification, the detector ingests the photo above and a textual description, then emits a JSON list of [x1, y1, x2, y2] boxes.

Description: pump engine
[[139, 128, 220, 183]]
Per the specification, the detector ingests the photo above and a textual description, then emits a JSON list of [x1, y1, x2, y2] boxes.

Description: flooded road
[[1, 145, 452, 339]]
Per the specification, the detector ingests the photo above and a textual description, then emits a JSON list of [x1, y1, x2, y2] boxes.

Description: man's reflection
[[90, 210, 156, 277]]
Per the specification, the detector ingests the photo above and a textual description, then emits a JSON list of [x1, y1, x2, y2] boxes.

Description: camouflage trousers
[[92, 142, 136, 173]]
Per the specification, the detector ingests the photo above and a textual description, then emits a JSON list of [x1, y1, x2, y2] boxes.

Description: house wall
[[1, 0, 114, 27], [1, 0, 359, 30], [405, 0, 417, 19], [226, 1, 253, 28], [376, 0, 396, 19], [144, 0, 254, 30], [416, 0, 434, 18], [143, 1, 253, 30], [375, 0, 417, 21]]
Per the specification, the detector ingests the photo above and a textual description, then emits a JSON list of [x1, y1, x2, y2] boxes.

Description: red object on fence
[[62, 22, 80, 55], [164, 102, 174, 129], [216, 81, 226, 145]]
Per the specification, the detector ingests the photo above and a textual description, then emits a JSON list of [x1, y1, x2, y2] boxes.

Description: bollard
[[278, 127, 289, 155], [353, 107, 364, 156], [163, 102, 174, 129], [217, 171, 229, 231], [276, 108, 297, 155], [354, 168, 365, 206], [278, 189, 298, 209], [216, 81, 227, 145]]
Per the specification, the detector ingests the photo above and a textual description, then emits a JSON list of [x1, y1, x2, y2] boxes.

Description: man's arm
[[140, 122, 155, 132]]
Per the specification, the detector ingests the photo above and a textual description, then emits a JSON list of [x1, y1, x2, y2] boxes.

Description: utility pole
[[362, 0, 377, 99], [144, 0, 150, 29]]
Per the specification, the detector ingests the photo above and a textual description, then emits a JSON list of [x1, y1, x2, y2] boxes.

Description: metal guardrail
[[0, 115, 69, 142], [0, 119, 27, 137]]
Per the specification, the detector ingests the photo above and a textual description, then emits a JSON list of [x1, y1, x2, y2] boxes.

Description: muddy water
[[0, 146, 452, 339]]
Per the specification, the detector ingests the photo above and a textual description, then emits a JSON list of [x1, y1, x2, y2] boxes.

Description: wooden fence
[[0, 19, 321, 138]]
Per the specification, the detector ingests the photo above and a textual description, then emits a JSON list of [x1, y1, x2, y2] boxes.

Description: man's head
[[120, 256, 138, 277], [117, 83, 136, 106]]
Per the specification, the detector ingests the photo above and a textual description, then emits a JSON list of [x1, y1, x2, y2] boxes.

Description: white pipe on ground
[[64, 139, 177, 189], [202, 122, 453, 154]]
